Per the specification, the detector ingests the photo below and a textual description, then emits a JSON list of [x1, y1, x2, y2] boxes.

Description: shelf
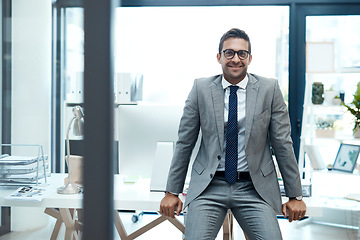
[[305, 104, 346, 114], [301, 135, 360, 142], [341, 67, 360, 73]]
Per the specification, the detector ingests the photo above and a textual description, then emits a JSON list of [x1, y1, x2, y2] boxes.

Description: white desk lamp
[[58, 105, 84, 194]]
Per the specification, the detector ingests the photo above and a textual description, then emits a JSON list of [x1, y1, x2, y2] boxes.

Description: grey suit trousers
[[184, 176, 283, 240]]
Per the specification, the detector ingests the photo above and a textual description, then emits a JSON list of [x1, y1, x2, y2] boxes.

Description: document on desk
[[4, 186, 46, 202], [345, 193, 360, 202]]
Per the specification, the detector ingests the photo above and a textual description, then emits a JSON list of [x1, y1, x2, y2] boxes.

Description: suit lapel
[[245, 74, 259, 146], [211, 75, 225, 151]]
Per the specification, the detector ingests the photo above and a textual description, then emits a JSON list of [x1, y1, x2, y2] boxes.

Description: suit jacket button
[[217, 155, 221, 160], [210, 174, 213, 178]]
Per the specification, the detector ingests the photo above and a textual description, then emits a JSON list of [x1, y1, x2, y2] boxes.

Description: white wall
[[12, 0, 51, 156], [11, 0, 52, 231]]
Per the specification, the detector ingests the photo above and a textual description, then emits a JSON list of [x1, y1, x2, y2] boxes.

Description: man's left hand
[[282, 199, 306, 222]]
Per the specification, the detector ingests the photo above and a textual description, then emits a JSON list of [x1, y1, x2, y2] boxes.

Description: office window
[[115, 6, 289, 104], [58, 6, 290, 174], [58, 5, 290, 173], [64, 8, 84, 104], [62, 6, 289, 105], [112, 6, 290, 176], [63, 6, 289, 106]]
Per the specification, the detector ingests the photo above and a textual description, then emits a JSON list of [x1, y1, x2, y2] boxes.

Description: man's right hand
[[159, 192, 183, 218]]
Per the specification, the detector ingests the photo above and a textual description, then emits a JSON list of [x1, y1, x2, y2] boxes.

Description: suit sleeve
[[269, 81, 302, 198], [165, 80, 201, 194]]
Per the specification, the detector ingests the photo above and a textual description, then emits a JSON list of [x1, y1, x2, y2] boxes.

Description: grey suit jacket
[[166, 73, 302, 214]]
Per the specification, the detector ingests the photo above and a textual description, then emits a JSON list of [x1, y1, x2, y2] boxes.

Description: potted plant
[[315, 118, 335, 138], [324, 86, 339, 105], [342, 81, 360, 138]]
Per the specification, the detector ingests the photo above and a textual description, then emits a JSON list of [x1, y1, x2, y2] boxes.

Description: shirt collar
[[222, 74, 248, 90]]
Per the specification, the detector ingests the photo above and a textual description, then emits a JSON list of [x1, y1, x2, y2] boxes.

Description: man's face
[[217, 37, 252, 84]]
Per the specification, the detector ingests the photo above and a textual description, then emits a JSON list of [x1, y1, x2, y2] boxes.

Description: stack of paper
[[0, 155, 49, 185]]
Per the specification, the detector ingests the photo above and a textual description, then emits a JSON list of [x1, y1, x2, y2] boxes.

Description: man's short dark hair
[[218, 28, 251, 54]]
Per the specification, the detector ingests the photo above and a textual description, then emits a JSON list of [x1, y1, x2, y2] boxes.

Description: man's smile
[[228, 64, 244, 70]]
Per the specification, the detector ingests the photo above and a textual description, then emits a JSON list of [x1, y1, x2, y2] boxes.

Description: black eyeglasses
[[222, 49, 250, 60]]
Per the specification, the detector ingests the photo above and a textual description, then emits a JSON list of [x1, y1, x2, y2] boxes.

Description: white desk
[[0, 174, 184, 240], [302, 170, 360, 228], [0, 173, 330, 239], [0, 174, 164, 210]]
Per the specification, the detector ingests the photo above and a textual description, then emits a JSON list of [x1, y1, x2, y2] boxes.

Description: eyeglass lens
[[223, 49, 249, 60]]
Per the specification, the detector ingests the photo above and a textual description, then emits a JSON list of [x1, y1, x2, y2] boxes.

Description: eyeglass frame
[[221, 49, 251, 60]]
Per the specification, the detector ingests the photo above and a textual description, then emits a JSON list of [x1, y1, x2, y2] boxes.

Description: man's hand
[[282, 199, 306, 222], [160, 192, 183, 218]]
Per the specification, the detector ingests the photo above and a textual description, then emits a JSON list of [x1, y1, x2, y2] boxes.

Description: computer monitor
[[117, 104, 199, 180]]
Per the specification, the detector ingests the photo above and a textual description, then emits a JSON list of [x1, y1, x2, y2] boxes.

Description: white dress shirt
[[217, 75, 249, 172]]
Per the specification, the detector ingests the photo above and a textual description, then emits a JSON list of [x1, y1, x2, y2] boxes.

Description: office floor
[[0, 212, 359, 240]]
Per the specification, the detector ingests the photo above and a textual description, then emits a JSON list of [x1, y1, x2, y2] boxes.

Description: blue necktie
[[225, 85, 239, 184]]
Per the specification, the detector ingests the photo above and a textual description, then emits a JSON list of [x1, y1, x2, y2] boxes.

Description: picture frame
[[333, 143, 360, 173], [306, 42, 335, 73]]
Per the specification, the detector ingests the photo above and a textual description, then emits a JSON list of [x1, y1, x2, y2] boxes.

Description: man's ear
[[217, 53, 221, 63], [248, 54, 252, 65]]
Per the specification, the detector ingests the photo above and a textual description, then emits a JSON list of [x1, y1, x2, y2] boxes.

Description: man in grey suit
[[160, 28, 306, 240]]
